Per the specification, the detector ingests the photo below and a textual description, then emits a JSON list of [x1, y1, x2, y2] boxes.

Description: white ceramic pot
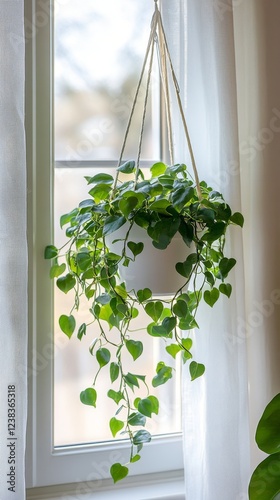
[[106, 223, 194, 295]]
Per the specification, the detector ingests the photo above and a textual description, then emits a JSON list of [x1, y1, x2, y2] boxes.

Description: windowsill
[[26, 469, 185, 500]]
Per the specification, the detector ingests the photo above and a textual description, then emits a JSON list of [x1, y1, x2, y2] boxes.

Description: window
[[26, 0, 184, 494]]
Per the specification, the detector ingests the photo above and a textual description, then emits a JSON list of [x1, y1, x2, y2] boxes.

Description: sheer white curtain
[[0, 2, 27, 499], [234, 0, 280, 471], [162, 0, 280, 498], [183, 1, 251, 497]]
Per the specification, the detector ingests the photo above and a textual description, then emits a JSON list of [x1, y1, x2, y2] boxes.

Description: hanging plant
[[45, 1, 244, 484]]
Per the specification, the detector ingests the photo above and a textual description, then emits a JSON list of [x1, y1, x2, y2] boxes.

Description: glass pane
[[54, 167, 181, 447], [53, 1, 180, 448], [54, 0, 158, 161]]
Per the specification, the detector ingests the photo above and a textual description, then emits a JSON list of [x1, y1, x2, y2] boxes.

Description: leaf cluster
[[45, 161, 243, 483]]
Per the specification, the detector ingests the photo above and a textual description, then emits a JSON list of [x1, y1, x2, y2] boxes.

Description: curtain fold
[[162, 0, 251, 498], [162, 0, 280, 497], [183, 1, 251, 498], [0, 2, 27, 499], [234, 0, 280, 470]]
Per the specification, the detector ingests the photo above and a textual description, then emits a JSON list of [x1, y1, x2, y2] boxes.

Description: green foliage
[[80, 388, 97, 407], [110, 463, 129, 483], [44, 245, 58, 259], [189, 361, 205, 381], [59, 315, 76, 338], [45, 161, 242, 484], [249, 394, 280, 499], [110, 417, 124, 438]]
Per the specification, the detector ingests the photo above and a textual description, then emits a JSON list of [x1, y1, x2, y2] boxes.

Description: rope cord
[[156, 29, 174, 165], [112, 9, 159, 192], [135, 37, 155, 184], [114, 1, 202, 200], [157, 12, 202, 199]]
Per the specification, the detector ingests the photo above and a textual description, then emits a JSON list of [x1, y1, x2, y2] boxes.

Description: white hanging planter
[[107, 223, 194, 295]]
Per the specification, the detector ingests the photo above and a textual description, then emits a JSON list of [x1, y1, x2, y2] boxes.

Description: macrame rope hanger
[[114, 0, 202, 200]]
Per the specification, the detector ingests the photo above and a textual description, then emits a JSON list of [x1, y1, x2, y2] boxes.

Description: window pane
[[54, 0, 158, 161], [54, 167, 182, 447], [53, 1, 180, 448]]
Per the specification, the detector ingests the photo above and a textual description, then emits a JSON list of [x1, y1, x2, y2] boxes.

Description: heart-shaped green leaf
[[204, 288, 220, 307], [181, 338, 193, 350], [150, 325, 169, 337], [189, 361, 205, 381], [138, 398, 153, 418], [173, 300, 188, 318], [230, 212, 244, 227], [172, 186, 195, 212], [151, 161, 167, 177], [166, 344, 182, 359], [59, 315, 76, 338], [187, 253, 199, 264], [110, 463, 129, 483], [137, 288, 152, 303], [60, 208, 79, 228], [145, 301, 164, 322], [50, 263, 66, 279], [175, 260, 192, 278], [126, 340, 143, 361], [44, 245, 58, 260], [110, 362, 120, 383], [109, 417, 124, 438], [219, 258, 236, 278], [80, 387, 97, 407], [117, 160, 135, 174], [99, 303, 113, 323], [149, 316, 176, 338], [89, 183, 111, 202], [119, 197, 139, 218], [132, 430, 152, 445], [96, 348, 111, 368], [76, 252, 91, 271], [127, 241, 144, 258], [103, 215, 126, 236], [128, 412, 146, 426], [86, 173, 114, 185], [219, 283, 232, 298], [162, 316, 177, 334], [57, 273, 76, 294]]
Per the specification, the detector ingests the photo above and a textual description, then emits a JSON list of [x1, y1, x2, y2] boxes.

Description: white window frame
[[25, 0, 184, 496]]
